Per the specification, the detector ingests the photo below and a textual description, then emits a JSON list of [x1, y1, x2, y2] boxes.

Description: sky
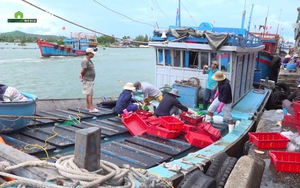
[[0, 0, 299, 42]]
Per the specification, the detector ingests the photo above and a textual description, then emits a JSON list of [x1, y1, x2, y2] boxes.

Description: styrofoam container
[[213, 116, 223, 124]]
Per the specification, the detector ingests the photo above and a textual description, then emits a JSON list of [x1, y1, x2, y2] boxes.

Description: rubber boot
[[228, 124, 235, 133], [202, 100, 208, 110], [205, 115, 212, 122]]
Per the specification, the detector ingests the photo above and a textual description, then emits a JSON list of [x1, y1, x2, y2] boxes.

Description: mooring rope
[[0, 155, 141, 188]]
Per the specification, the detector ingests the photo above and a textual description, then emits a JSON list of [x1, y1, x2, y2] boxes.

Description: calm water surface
[[0, 43, 155, 99]]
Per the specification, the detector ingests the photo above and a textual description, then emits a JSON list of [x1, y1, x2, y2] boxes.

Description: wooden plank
[[0, 143, 59, 181]]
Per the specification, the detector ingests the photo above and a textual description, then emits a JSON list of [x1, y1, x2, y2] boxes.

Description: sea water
[[0, 43, 155, 99]]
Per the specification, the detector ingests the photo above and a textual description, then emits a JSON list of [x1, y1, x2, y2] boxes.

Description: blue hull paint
[[0, 93, 37, 133], [41, 46, 78, 57]]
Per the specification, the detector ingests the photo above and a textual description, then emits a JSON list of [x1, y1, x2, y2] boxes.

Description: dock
[[226, 109, 300, 188]]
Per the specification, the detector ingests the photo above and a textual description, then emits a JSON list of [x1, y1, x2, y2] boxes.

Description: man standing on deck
[[79, 48, 99, 113], [202, 61, 219, 110]]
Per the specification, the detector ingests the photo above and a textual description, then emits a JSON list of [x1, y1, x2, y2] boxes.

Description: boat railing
[[151, 27, 263, 48], [70, 32, 97, 41]]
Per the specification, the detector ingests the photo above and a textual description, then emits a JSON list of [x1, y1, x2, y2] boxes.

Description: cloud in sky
[[0, 0, 299, 42]]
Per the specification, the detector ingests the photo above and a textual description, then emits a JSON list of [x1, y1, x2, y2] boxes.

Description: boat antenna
[[241, 0, 246, 29], [276, 9, 282, 35], [263, 6, 270, 37], [247, 4, 254, 32], [176, 0, 181, 27]]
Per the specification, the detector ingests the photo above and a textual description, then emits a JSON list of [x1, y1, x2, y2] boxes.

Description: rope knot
[[0, 161, 10, 172]]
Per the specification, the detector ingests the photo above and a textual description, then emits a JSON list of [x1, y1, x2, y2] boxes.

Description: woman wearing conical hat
[[205, 71, 234, 129]]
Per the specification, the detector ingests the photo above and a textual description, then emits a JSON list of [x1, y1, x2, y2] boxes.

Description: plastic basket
[[294, 101, 300, 113], [196, 122, 222, 141], [180, 112, 203, 125], [122, 113, 148, 136], [248, 132, 290, 149], [159, 116, 184, 131], [269, 150, 300, 173], [185, 131, 214, 148], [135, 109, 153, 117], [183, 124, 197, 133], [147, 125, 182, 139]]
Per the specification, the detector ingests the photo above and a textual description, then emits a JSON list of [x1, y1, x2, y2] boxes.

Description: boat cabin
[[63, 32, 98, 50], [149, 22, 264, 107]]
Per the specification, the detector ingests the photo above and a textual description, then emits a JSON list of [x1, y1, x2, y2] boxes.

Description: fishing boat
[[0, 92, 37, 133], [36, 32, 98, 57], [0, 4, 272, 188]]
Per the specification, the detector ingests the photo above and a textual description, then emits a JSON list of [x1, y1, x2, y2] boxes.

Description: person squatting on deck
[[115, 82, 138, 115], [155, 88, 196, 117], [133, 81, 163, 105], [282, 84, 300, 115], [205, 71, 234, 127], [0, 84, 28, 102], [202, 60, 219, 110], [79, 48, 99, 113]]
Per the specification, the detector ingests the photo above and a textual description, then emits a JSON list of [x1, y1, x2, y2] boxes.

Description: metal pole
[[178, 0, 181, 27]]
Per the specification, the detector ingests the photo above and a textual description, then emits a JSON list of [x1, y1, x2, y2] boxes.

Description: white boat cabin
[[149, 23, 264, 107]]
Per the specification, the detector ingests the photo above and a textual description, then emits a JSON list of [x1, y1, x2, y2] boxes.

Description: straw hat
[[285, 54, 291, 58], [169, 88, 180, 97], [123, 82, 135, 91], [212, 71, 226, 81], [86, 48, 97, 54]]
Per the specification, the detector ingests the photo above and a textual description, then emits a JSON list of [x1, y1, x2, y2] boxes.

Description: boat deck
[[0, 106, 228, 169]]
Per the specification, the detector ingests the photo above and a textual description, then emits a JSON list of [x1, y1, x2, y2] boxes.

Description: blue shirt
[[205, 68, 218, 90]]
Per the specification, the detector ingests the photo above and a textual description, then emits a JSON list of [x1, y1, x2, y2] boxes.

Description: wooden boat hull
[[36, 38, 86, 57], [0, 93, 37, 133]]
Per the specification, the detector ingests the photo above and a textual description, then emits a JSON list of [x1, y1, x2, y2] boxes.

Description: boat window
[[211, 52, 217, 62], [173, 50, 181, 67], [218, 53, 231, 72], [188, 51, 199, 68], [157, 49, 164, 65], [200, 52, 209, 69]]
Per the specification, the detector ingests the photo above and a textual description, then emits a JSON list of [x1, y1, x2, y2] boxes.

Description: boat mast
[[176, 0, 181, 27], [276, 9, 282, 35], [247, 4, 254, 32], [263, 6, 270, 37], [241, 0, 246, 29]]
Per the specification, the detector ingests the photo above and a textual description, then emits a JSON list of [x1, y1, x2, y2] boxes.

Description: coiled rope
[[0, 155, 137, 188]]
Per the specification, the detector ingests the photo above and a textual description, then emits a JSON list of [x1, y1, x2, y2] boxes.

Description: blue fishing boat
[[36, 32, 98, 57], [0, 92, 37, 133]]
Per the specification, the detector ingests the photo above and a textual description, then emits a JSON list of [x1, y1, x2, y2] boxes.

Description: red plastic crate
[[248, 132, 290, 149], [269, 150, 300, 173], [196, 122, 222, 141], [159, 116, 184, 131], [180, 112, 203, 125], [183, 124, 197, 133], [293, 101, 300, 113], [185, 131, 214, 148], [147, 125, 182, 139], [282, 114, 300, 127], [135, 109, 153, 117], [122, 113, 148, 136]]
